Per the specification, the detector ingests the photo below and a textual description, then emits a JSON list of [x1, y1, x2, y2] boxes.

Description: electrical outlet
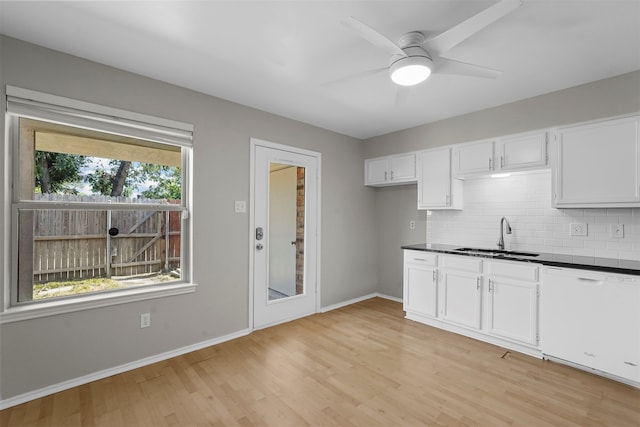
[[570, 223, 588, 236], [611, 224, 624, 238], [409, 220, 416, 230], [140, 313, 151, 328]]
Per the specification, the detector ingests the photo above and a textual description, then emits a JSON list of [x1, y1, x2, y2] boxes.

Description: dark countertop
[[402, 243, 640, 276]]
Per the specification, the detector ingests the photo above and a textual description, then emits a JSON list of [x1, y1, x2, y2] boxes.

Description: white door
[[252, 140, 320, 329]]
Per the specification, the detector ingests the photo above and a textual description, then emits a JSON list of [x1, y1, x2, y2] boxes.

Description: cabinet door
[[554, 115, 640, 207], [389, 153, 416, 183], [404, 263, 438, 318], [418, 148, 462, 209], [453, 139, 494, 177], [441, 270, 482, 330], [365, 157, 389, 186], [486, 277, 538, 346], [497, 132, 547, 171]]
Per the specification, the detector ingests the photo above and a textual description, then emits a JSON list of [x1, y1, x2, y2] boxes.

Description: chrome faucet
[[497, 217, 512, 250]]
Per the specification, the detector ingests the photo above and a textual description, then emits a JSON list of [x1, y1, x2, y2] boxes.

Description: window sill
[[0, 283, 197, 324]]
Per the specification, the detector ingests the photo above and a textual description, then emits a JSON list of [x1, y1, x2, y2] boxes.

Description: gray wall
[[0, 36, 377, 399], [365, 71, 640, 299]]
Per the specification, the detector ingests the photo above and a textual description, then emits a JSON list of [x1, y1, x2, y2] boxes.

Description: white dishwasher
[[541, 266, 640, 385]]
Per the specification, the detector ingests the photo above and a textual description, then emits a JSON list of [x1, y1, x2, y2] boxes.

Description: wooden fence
[[30, 195, 180, 283]]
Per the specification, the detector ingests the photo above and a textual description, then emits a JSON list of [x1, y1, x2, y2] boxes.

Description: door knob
[[256, 243, 264, 250]]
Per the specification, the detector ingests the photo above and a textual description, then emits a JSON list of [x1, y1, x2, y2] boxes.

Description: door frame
[[248, 138, 322, 330]]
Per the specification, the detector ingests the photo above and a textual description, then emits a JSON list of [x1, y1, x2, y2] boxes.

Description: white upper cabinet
[[453, 139, 495, 178], [365, 152, 417, 186], [417, 147, 463, 210], [553, 115, 640, 207], [496, 131, 548, 172]]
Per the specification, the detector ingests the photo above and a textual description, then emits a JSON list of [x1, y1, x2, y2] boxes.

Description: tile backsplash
[[425, 170, 640, 261]]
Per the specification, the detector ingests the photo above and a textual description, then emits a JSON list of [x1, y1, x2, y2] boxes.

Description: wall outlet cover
[[140, 313, 151, 328], [611, 224, 624, 238], [570, 222, 588, 236]]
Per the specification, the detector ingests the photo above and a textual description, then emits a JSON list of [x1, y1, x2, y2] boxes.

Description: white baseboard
[[320, 292, 402, 313], [0, 328, 251, 410], [375, 293, 402, 303]]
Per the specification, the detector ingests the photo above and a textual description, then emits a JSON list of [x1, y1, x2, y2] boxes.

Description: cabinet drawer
[[404, 250, 437, 266], [440, 255, 482, 273], [488, 261, 539, 282]]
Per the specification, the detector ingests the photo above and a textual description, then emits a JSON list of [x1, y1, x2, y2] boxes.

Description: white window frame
[[1, 86, 197, 323]]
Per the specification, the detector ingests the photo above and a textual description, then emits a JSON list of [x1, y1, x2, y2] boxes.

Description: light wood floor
[[2, 297, 639, 426]]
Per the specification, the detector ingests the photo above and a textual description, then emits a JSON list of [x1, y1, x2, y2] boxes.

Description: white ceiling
[[1, 1, 639, 139]]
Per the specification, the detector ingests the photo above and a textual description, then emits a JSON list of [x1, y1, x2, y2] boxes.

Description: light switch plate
[[234, 200, 246, 213], [570, 223, 588, 236]]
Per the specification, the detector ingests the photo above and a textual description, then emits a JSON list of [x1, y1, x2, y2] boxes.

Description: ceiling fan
[[341, 0, 522, 88]]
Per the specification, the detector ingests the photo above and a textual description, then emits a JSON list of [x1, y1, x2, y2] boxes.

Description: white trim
[[14, 200, 186, 211], [0, 283, 197, 324], [320, 293, 402, 313], [375, 293, 403, 303], [0, 327, 251, 410], [6, 86, 193, 145]]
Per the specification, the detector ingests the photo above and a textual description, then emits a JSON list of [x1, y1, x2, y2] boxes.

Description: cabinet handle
[[384, 171, 388, 181], [390, 170, 394, 180], [488, 279, 493, 292], [476, 277, 480, 290], [433, 270, 437, 282], [583, 352, 596, 358], [413, 258, 425, 261], [500, 156, 504, 168], [489, 157, 492, 170]]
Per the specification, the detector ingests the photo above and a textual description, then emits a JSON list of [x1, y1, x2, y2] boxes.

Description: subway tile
[[563, 240, 585, 248], [426, 172, 637, 261], [572, 248, 595, 257]]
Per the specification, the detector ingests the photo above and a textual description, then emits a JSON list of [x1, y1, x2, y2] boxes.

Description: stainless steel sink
[[454, 247, 539, 257]]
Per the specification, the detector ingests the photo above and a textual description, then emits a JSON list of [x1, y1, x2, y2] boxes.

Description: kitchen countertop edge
[[402, 243, 640, 276]]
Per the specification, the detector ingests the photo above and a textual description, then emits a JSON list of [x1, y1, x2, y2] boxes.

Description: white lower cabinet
[[403, 251, 438, 318], [403, 251, 541, 357], [486, 261, 539, 347], [440, 255, 483, 330], [542, 267, 640, 385]]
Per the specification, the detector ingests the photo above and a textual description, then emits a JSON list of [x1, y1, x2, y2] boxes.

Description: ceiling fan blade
[[432, 57, 502, 79], [321, 67, 387, 87], [423, 0, 522, 56], [342, 16, 407, 57]]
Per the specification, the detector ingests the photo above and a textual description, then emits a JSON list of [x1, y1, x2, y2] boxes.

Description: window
[[3, 87, 194, 318]]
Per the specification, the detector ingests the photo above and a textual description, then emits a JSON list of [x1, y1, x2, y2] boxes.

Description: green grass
[[33, 273, 176, 300], [33, 277, 124, 299]]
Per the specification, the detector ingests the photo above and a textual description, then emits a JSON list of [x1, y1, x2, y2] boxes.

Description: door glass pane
[[268, 163, 305, 301]]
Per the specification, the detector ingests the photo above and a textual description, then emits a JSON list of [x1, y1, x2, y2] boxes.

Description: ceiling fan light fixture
[[389, 55, 432, 86]]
